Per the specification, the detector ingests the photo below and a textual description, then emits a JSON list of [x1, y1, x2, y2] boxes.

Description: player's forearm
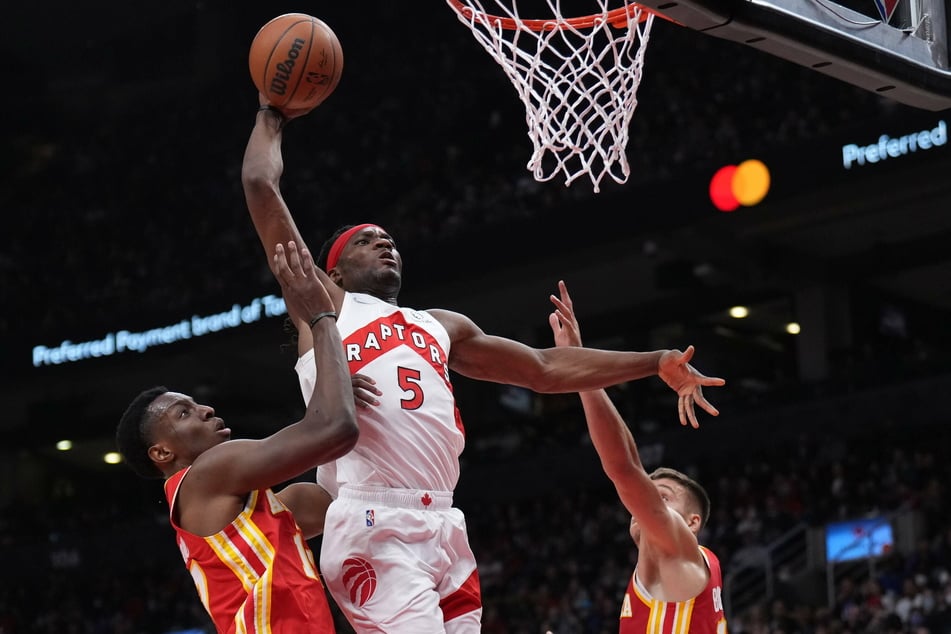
[[532, 347, 666, 393], [578, 389, 644, 477], [306, 318, 359, 460], [241, 111, 308, 263], [242, 109, 285, 191]]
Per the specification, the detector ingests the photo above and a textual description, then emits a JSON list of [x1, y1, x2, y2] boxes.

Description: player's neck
[[349, 287, 400, 305]]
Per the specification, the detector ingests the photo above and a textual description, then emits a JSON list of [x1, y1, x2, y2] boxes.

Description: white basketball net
[[447, 0, 655, 192]]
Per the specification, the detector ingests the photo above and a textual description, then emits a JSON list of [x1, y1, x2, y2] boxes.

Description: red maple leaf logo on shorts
[[341, 557, 378, 607]]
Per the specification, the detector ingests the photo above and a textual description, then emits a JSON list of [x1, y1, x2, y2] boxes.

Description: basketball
[[249, 13, 344, 112]]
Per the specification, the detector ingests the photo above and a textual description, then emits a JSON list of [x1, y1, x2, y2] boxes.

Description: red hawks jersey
[[296, 292, 465, 494], [619, 546, 728, 634], [164, 468, 335, 634]]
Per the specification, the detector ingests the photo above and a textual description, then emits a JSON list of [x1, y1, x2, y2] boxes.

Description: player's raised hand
[[256, 92, 314, 122], [548, 280, 582, 348], [273, 241, 334, 327], [658, 346, 726, 428]]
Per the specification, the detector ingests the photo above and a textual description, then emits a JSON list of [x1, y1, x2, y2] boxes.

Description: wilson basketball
[[249, 13, 343, 111]]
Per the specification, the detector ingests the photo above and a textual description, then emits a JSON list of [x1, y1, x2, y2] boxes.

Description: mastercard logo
[[709, 159, 771, 212]]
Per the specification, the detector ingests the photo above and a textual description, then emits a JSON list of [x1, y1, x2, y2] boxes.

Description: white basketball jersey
[[296, 292, 466, 494]]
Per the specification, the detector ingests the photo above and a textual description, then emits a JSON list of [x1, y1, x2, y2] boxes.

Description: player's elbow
[[524, 351, 583, 393], [520, 362, 562, 393], [601, 457, 643, 484], [323, 415, 359, 461], [241, 164, 279, 193]]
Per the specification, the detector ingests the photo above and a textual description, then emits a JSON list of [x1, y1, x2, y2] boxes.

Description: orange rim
[[446, 0, 669, 29]]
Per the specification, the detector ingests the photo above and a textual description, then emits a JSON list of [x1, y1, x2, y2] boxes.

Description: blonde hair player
[[549, 280, 728, 633]]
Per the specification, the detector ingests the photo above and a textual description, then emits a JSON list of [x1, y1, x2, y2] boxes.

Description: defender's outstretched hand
[[549, 279, 725, 428], [549, 280, 583, 348]]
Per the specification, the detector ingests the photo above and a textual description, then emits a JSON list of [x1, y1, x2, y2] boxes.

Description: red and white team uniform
[[164, 467, 335, 634], [296, 291, 482, 633], [619, 546, 728, 634]]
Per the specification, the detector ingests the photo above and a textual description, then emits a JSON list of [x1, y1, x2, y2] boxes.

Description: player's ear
[[328, 267, 343, 285], [686, 511, 703, 534], [148, 442, 174, 467]]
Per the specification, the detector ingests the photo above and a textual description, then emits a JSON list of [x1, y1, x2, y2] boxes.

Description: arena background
[[2, 1, 950, 632]]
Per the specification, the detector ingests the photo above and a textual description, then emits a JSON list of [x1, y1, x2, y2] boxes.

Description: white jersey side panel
[[296, 292, 465, 492]]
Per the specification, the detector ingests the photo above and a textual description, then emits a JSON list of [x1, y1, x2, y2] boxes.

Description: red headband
[[325, 224, 380, 272]]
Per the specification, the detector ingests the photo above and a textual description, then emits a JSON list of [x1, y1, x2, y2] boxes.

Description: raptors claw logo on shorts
[[342, 557, 378, 606]]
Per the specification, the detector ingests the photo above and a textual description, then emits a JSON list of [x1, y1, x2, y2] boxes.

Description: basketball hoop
[[447, 0, 662, 192]]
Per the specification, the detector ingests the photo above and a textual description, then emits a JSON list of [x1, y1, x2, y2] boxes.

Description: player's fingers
[[549, 294, 569, 315], [554, 308, 569, 325], [681, 345, 695, 364], [700, 375, 727, 387], [273, 244, 293, 277], [351, 376, 382, 396], [678, 393, 687, 426], [299, 246, 316, 276], [353, 390, 380, 408], [559, 279, 573, 309], [686, 394, 701, 429], [549, 298, 579, 331], [286, 241, 303, 274], [695, 388, 720, 417]]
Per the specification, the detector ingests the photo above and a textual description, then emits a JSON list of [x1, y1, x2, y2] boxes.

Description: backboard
[[633, 0, 951, 110], [445, 0, 950, 191]]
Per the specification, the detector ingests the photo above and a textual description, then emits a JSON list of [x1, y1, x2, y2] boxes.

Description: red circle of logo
[[341, 557, 378, 607]]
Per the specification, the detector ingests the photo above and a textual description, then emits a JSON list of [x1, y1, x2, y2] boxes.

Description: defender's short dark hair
[[116, 386, 169, 479], [649, 467, 711, 528], [317, 225, 356, 272]]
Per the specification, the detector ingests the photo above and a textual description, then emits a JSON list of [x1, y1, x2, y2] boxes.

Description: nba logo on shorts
[[366, 509, 375, 527]]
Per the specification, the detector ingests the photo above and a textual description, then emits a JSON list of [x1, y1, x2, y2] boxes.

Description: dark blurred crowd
[[1, 12, 897, 348]]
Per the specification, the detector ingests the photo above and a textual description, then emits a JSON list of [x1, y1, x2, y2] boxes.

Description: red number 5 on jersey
[[397, 366, 424, 410]]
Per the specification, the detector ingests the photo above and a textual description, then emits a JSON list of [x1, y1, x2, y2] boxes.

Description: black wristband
[[257, 104, 286, 127], [308, 311, 338, 329]]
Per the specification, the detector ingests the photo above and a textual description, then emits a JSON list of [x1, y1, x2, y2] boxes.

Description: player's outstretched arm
[[547, 282, 677, 540], [241, 93, 343, 355], [547, 281, 645, 487], [241, 96, 308, 272], [549, 281, 707, 599], [432, 286, 724, 425]]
